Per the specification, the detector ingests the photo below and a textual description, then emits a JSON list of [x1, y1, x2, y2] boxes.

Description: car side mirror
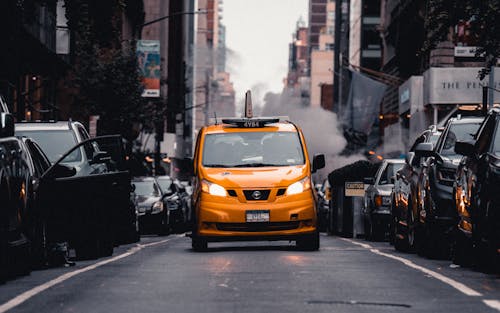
[[455, 140, 475, 157], [312, 154, 325, 173], [414, 142, 434, 158], [48, 163, 76, 179], [0, 113, 14, 138], [90, 151, 111, 164], [363, 177, 375, 185]]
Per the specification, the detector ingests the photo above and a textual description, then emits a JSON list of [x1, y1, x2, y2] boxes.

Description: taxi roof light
[[213, 90, 290, 128]]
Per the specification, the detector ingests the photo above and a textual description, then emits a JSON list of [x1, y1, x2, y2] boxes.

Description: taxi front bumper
[[196, 192, 317, 240]]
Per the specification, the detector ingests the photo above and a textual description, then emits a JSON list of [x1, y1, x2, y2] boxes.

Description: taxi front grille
[[243, 189, 270, 201], [216, 221, 300, 232]]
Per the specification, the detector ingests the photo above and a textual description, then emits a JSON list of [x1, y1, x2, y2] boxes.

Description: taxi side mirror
[[312, 154, 325, 173]]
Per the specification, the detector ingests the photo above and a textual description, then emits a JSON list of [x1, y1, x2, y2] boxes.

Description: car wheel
[[451, 230, 473, 267], [394, 216, 409, 252], [364, 217, 371, 241], [191, 237, 207, 252], [297, 231, 320, 251], [31, 220, 48, 269], [158, 213, 170, 236], [75, 239, 100, 260]]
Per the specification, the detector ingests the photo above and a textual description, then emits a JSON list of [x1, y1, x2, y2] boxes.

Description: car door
[[37, 135, 131, 259]]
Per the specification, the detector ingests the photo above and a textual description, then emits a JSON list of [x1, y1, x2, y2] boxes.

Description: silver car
[[363, 159, 404, 241]]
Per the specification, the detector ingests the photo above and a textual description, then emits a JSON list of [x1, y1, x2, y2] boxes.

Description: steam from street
[[261, 90, 365, 182]]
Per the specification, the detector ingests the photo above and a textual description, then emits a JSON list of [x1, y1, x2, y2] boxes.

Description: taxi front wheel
[[297, 231, 320, 251], [192, 237, 208, 252]]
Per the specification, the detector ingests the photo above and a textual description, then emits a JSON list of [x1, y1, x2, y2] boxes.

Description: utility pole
[[488, 65, 495, 110], [204, 70, 210, 125]]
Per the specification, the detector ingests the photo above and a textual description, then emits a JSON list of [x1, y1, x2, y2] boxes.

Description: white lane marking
[[484, 300, 500, 311], [341, 238, 482, 297], [0, 238, 172, 313]]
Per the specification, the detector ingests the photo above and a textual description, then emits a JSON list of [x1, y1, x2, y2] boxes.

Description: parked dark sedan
[[364, 159, 404, 241], [392, 126, 441, 252], [417, 116, 483, 258], [453, 109, 500, 270], [133, 177, 170, 235], [316, 178, 331, 232], [156, 176, 186, 233]]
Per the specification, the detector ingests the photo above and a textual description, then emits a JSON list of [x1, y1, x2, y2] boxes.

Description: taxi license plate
[[246, 210, 270, 222]]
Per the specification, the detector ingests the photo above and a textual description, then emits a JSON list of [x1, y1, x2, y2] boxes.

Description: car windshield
[[440, 122, 481, 156], [378, 163, 404, 185], [157, 177, 173, 194], [16, 129, 81, 163], [202, 131, 305, 167], [134, 180, 160, 197]]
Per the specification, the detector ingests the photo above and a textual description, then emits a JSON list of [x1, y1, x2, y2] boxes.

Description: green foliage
[[425, 0, 500, 76], [64, 0, 150, 140]]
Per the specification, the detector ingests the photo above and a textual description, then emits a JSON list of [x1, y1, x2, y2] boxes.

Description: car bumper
[[196, 192, 317, 240], [429, 179, 457, 224]]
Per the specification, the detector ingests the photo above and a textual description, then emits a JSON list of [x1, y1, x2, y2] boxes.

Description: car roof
[[448, 116, 484, 125], [203, 121, 298, 134], [15, 121, 76, 131]]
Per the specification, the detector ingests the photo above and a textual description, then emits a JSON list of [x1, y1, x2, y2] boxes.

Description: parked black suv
[[453, 109, 500, 270], [417, 116, 483, 257]]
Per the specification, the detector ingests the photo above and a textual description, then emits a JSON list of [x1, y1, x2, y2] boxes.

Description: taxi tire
[[192, 237, 207, 252], [297, 231, 320, 251]]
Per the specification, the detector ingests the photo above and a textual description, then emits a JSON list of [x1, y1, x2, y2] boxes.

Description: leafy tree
[[425, 0, 500, 77], [64, 0, 151, 140]]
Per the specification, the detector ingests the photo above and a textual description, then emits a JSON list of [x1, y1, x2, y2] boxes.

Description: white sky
[[223, 0, 308, 106]]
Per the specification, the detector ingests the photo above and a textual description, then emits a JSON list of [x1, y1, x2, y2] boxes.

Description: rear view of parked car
[[364, 159, 404, 241], [453, 109, 500, 270]]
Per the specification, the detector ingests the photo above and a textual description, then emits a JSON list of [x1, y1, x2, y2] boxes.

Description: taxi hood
[[200, 165, 309, 188]]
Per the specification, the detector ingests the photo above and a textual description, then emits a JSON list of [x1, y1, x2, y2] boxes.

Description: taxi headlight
[[201, 179, 227, 197], [152, 201, 164, 214], [286, 177, 311, 195]]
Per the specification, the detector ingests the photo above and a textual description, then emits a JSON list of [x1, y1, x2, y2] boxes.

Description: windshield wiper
[[203, 164, 232, 167], [233, 163, 282, 167]]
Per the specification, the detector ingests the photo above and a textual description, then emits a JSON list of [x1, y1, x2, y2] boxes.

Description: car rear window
[[15, 129, 81, 163]]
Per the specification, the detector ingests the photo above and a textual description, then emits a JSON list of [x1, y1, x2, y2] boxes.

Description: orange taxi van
[[190, 91, 325, 251]]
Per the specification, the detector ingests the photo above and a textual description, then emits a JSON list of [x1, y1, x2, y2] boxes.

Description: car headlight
[[151, 201, 164, 214], [201, 179, 226, 197], [286, 176, 311, 195]]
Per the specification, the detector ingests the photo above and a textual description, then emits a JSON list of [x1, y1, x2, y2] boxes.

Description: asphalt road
[[1, 234, 500, 313]]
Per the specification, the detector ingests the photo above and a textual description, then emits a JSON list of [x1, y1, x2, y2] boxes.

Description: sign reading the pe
[[345, 182, 365, 197]]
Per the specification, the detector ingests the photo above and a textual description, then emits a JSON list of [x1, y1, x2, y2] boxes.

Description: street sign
[[345, 182, 365, 197]]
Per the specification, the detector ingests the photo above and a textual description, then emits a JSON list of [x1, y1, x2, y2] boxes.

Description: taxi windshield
[[202, 131, 305, 167]]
